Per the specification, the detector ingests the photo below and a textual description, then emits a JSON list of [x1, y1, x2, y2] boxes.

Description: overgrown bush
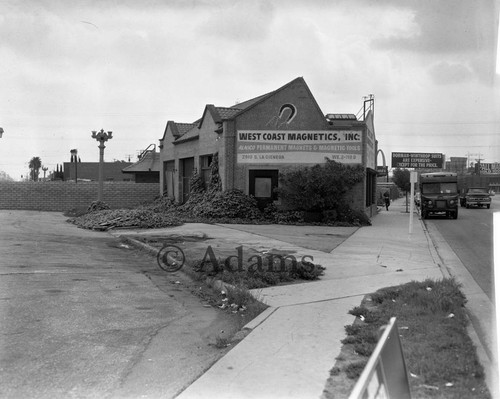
[[275, 160, 365, 213], [191, 189, 262, 220]]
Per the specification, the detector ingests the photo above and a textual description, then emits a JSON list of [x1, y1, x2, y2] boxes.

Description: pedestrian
[[383, 191, 390, 211]]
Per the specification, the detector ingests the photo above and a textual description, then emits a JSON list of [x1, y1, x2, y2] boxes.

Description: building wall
[[64, 162, 134, 181], [0, 181, 158, 212], [228, 80, 330, 193]]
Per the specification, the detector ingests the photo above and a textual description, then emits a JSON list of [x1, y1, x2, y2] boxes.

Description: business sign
[[391, 152, 443, 169], [349, 317, 411, 399], [376, 166, 388, 177], [237, 130, 363, 164]]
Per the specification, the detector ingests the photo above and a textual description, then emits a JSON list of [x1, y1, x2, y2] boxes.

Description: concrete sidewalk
[[115, 197, 496, 398]]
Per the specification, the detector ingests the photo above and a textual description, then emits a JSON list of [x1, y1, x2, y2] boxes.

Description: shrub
[[275, 160, 365, 212]]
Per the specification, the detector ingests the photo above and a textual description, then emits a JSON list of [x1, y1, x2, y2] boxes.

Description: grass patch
[[328, 278, 490, 398]]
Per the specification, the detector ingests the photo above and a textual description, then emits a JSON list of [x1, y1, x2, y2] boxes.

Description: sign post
[[409, 171, 417, 235]]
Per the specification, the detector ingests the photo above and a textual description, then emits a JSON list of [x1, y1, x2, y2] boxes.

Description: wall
[[64, 161, 133, 181], [0, 181, 159, 212]]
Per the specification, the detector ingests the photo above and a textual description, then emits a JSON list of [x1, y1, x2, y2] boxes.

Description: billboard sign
[[237, 130, 363, 164], [391, 152, 443, 169]]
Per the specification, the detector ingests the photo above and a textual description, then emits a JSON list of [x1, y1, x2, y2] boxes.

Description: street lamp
[[70, 149, 78, 184], [91, 129, 113, 201]]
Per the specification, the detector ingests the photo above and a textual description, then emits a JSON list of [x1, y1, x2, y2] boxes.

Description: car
[[460, 187, 491, 209]]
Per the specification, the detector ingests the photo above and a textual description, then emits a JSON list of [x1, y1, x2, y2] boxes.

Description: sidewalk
[[115, 197, 496, 398]]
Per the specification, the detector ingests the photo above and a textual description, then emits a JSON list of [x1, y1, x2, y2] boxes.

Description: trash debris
[[399, 326, 409, 330], [175, 281, 181, 284], [410, 372, 419, 378], [359, 315, 365, 321], [396, 269, 403, 272], [445, 382, 454, 387], [447, 313, 455, 318], [420, 384, 439, 390], [426, 287, 432, 291]]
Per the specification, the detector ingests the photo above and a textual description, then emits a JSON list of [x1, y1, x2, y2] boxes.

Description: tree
[[392, 168, 411, 193], [28, 157, 42, 182], [392, 168, 412, 212]]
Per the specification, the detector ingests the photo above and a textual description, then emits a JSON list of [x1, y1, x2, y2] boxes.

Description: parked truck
[[459, 187, 491, 209], [419, 172, 459, 219]]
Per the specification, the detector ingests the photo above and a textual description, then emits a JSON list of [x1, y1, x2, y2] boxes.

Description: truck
[[459, 187, 491, 209], [419, 172, 459, 219]]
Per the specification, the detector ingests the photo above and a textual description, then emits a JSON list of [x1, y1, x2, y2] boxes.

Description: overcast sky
[[1, 0, 499, 180]]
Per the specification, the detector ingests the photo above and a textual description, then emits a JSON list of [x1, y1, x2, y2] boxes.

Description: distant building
[[122, 150, 160, 183], [63, 161, 134, 182], [445, 157, 467, 174]]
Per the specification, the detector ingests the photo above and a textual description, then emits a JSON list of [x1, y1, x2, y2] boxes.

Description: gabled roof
[[163, 77, 323, 144], [122, 151, 160, 173], [173, 124, 199, 143]]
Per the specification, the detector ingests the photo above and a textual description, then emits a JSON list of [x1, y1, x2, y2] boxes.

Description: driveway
[[0, 211, 237, 399]]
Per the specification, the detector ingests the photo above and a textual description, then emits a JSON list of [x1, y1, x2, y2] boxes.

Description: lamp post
[[91, 129, 113, 201], [70, 149, 78, 183]]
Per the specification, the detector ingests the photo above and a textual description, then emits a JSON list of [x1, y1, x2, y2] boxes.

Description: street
[[424, 195, 499, 302], [0, 211, 237, 399]]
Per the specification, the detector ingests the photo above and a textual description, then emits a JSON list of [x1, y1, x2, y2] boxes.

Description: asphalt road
[[424, 195, 499, 301], [0, 211, 237, 399]]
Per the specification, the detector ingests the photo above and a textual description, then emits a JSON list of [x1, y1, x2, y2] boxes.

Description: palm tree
[[29, 157, 42, 182]]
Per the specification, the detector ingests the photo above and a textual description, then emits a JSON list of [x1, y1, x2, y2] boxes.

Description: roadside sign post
[[409, 171, 417, 235], [349, 317, 411, 399]]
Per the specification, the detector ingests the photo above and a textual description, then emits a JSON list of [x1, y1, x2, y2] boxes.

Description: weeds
[[335, 278, 490, 398]]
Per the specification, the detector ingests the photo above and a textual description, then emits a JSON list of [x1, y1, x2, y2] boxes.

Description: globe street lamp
[[91, 129, 113, 201]]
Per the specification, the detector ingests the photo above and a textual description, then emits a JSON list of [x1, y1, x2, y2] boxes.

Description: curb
[[419, 219, 498, 397]]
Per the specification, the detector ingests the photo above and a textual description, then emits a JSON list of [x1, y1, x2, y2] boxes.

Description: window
[[249, 170, 278, 205]]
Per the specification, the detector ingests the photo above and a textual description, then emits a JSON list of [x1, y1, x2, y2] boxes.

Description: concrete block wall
[[0, 181, 159, 212]]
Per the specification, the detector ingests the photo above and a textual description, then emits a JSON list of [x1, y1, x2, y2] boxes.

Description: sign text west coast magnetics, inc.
[[391, 152, 443, 169], [237, 130, 363, 164]]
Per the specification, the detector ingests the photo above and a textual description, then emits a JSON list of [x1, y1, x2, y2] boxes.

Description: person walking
[[383, 191, 390, 211]]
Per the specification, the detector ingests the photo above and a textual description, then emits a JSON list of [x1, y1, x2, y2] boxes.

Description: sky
[[0, 0, 499, 180]]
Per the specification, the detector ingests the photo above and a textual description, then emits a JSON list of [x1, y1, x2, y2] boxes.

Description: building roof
[[122, 151, 160, 173], [166, 77, 322, 143]]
